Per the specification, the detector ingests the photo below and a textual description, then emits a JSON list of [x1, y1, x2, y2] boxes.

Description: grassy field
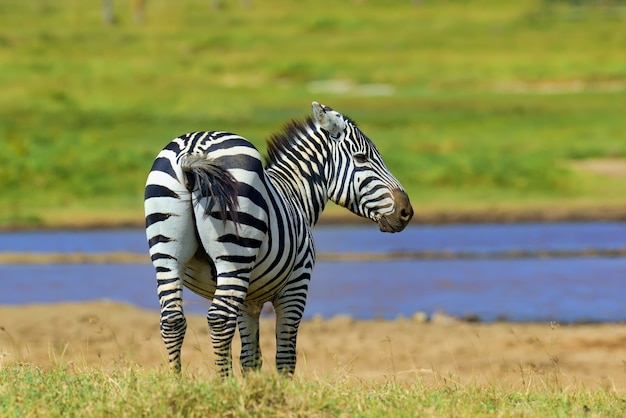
[[1, 365, 624, 417], [1, 0, 626, 227], [2, 301, 626, 416]]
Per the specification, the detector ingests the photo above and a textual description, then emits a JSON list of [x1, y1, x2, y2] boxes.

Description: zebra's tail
[[180, 154, 240, 226]]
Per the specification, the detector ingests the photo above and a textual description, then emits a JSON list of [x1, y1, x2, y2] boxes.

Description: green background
[[1, 0, 625, 227]]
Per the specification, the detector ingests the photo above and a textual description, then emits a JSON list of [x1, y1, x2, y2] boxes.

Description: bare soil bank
[[1, 302, 624, 392]]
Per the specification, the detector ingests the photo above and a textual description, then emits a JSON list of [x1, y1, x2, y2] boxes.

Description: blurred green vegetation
[[1, 0, 625, 226]]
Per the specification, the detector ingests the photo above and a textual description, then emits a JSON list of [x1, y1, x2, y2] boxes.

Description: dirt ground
[[1, 302, 625, 392]]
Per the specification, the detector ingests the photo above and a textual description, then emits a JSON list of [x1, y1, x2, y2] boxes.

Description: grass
[[1, 364, 624, 417], [1, 0, 626, 227]]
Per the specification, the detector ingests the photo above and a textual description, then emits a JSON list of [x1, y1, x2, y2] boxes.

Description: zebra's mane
[[264, 114, 357, 168], [264, 116, 317, 168]]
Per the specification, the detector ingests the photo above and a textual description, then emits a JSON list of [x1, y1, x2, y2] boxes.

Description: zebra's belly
[[182, 255, 217, 300], [182, 254, 292, 303]]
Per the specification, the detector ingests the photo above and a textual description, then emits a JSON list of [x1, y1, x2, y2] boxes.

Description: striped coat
[[144, 102, 413, 375]]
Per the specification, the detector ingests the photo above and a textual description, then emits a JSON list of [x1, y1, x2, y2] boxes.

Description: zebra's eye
[[353, 153, 368, 164]]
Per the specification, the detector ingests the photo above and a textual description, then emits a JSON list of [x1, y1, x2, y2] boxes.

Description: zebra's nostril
[[399, 206, 413, 222], [391, 189, 413, 224]]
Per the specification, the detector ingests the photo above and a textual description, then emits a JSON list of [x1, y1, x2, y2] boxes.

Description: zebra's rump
[[180, 153, 240, 225]]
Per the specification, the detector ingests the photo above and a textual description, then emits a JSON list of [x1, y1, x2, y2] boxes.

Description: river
[[1, 222, 625, 322]]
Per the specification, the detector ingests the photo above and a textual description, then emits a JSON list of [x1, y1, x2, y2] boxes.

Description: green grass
[[1, 0, 626, 227], [1, 364, 624, 417]]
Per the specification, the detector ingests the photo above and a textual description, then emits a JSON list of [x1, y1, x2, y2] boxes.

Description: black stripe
[[235, 211, 267, 232], [148, 234, 173, 248], [262, 190, 293, 279], [220, 268, 253, 278], [145, 184, 179, 200], [157, 278, 179, 285], [158, 289, 178, 298], [213, 295, 244, 310], [189, 132, 207, 151], [237, 182, 269, 213], [217, 234, 262, 248], [209, 211, 267, 233], [165, 141, 182, 153], [151, 157, 178, 180], [145, 212, 172, 228], [217, 255, 257, 264], [217, 154, 263, 172], [151, 252, 176, 262], [216, 284, 249, 293]]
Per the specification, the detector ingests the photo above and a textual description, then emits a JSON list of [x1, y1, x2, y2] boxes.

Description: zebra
[[144, 102, 413, 376]]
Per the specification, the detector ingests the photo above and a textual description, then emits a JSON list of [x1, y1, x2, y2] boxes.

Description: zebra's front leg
[[207, 285, 248, 377], [273, 273, 310, 375], [238, 302, 263, 374]]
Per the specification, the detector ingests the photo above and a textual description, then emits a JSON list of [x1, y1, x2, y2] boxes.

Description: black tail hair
[[180, 154, 240, 227]]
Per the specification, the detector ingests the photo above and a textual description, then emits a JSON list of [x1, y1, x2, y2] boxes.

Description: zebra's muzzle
[[377, 189, 413, 233]]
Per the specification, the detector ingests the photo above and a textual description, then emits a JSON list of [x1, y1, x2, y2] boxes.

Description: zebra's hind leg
[[152, 253, 196, 372], [238, 302, 263, 374], [273, 272, 311, 375], [159, 297, 187, 373], [146, 187, 198, 373], [207, 290, 247, 377], [152, 239, 198, 372]]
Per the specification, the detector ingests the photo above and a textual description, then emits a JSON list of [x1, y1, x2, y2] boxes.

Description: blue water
[[1, 258, 625, 322], [314, 222, 626, 254], [1, 223, 626, 322], [2, 222, 626, 254], [310, 258, 626, 322]]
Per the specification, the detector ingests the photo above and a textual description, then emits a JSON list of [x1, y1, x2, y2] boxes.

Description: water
[[3, 222, 626, 254], [3, 258, 623, 322], [1, 223, 626, 322]]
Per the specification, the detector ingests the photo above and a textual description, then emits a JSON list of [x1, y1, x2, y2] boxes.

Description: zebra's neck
[[264, 119, 330, 228]]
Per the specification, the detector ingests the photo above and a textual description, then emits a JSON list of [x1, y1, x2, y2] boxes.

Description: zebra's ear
[[312, 101, 345, 141]]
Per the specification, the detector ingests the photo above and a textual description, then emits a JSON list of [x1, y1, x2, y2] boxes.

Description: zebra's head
[[312, 102, 413, 233]]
